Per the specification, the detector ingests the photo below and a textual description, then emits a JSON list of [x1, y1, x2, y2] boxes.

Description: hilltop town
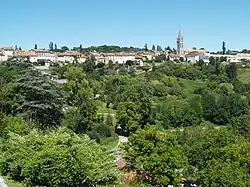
[[1, 31, 250, 67], [1, 30, 250, 187]]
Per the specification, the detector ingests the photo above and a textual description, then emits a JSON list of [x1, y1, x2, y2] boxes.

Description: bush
[[0, 129, 120, 187], [0, 115, 30, 139], [125, 126, 187, 186]]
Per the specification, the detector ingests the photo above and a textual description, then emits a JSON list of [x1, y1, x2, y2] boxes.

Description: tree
[[144, 43, 148, 51], [156, 45, 163, 51], [156, 96, 202, 128], [34, 44, 38, 49], [179, 57, 185, 62], [118, 66, 128, 75], [172, 48, 177, 53], [14, 45, 18, 51], [178, 127, 250, 186], [125, 126, 187, 186], [199, 158, 250, 187], [125, 60, 134, 66], [49, 42, 54, 51], [54, 43, 58, 51], [105, 113, 114, 127], [222, 41, 226, 54], [61, 46, 69, 52], [0, 65, 17, 115], [80, 44, 83, 53], [140, 65, 151, 72], [0, 129, 120, 186], [18, 46, 22, 51], [63, 66, 97, 133], [15, 70, 64, 128], [0, 115, 30, 138], [215, 62, 220, 75], [152, 44, 155, 51], [116, 102, 142, 136], [165, 46, 173, 52], [209, 56, 216, 65], [226, 62, 237, 81], [231, 114, 250, 137]]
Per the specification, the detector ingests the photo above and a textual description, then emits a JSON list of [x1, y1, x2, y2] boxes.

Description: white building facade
[[102, 53, 136, 64]]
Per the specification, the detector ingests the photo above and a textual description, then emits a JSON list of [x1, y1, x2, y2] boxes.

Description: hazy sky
[[1, 0, 250, 51]]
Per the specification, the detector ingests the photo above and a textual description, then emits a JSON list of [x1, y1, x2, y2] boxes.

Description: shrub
[[0, 115, 30, 139], [0, 129, 120, 187]]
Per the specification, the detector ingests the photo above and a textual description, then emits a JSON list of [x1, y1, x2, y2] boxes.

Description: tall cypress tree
[[222, 41, 226, 54], [152, 44, 155, 51]]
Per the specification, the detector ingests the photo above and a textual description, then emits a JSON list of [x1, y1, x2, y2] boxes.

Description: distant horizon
[[1, 0, 250, 52], [2, 43, 249, 53]]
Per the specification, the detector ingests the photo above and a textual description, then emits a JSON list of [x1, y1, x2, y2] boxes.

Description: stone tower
[[177, 30, 184, 56]]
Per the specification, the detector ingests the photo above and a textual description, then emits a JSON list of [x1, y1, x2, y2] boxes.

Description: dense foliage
[[0, 128, 119, 187], [1, 55, 250, 186], [125, 126, 186, 186]]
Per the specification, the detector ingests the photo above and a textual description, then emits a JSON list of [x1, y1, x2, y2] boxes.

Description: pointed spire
[[178, 30, 183, 39]]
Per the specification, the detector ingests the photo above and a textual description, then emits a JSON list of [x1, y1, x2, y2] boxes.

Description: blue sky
[[1, 0, 250, 51]]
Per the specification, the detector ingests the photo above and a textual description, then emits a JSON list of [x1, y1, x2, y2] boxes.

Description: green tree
[[215, 61, 220, 75], [178, 127, 250, 186], [116, 102, 142, 136], [144, 43, 148, 51], [105, 113, 114, 127], [79, 44, 83, 53], [61, 46, 69, 52], [0, 129, 120, 186], [34, 44, 38, 49], [209, 56, 216, 65], [231, 114, 250, 137], [15, 70, 64, 128], [0, 65, 17, 115], [63, 66, 97, 133], [156, 45, 163, 51], [222, 41, 226, 54], [49, 42, 54, 51], [152, 44, 155, 51], [179, 57, 184, 62], [156, 96, 202, 128], [198, 159, 249, 186], [54, 43, 58, 51], [125, 126, 187, 186], [226, 62, 237, 81], [165, 46, 172, 52], [0, 115, 30, 138]]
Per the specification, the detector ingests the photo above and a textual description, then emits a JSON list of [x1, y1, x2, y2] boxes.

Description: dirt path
[[0, 177, 8, 187]]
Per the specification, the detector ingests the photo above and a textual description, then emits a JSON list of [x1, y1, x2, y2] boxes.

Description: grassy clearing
[[3, 177, 23, 187], [96, 100, 116, 114], [179, 78, 206, 92], [238, 68, 250, 83], [100, 137, 119, 150]]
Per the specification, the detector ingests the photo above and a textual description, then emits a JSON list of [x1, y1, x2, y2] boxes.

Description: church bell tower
[[177, 30, 184, 57]]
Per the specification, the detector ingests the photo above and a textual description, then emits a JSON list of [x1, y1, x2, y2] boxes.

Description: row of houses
[[183, 49, 250, 63], [0, 47, 166, 65], [2, 47, 250, 65], [0, 48, 87, 63]]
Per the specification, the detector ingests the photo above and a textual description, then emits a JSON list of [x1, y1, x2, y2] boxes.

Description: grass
[[178, 78, 206, 92], [152, 76, 206, 101], [100, 136, 119, 150], [96, 100, 116, 114], [4, 176, 131, 187], [3, 177, 23, 187], [238, 68, 250, 83]]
